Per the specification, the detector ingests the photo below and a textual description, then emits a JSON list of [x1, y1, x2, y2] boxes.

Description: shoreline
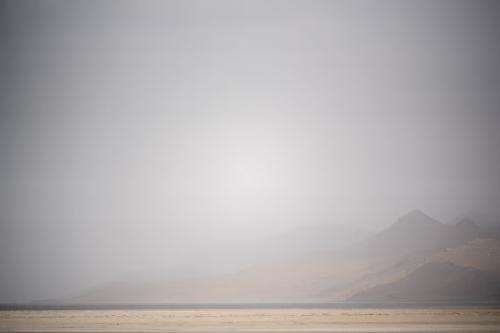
[[2, 302, 500, 311], [1, 307, 500, 332]]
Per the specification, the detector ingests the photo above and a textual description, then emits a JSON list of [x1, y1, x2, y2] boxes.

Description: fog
[[1, 0, 500, 302]]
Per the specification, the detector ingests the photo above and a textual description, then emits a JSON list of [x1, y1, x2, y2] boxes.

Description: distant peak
[[452, 211, 495, 228], [393, 209, 441, 228], [455, 217, 479, 230], [404, 209, 428, 218], [401, 209, 434, 221], [456, 217, 476, 226]]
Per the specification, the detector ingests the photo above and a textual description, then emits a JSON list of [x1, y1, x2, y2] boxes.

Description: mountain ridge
[[66, 209, 500, 304]]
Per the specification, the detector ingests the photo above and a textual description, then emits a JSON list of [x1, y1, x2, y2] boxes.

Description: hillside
[[349, 262, 500, 302], [430, 238, 500, 276], [68, 210, 499, 304]]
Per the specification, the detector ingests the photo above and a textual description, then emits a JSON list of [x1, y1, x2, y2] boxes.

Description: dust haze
[[1, 0, 500, 303]]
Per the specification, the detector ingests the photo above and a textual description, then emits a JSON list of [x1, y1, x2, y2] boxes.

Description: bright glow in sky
[[1, 0, 500, 302]]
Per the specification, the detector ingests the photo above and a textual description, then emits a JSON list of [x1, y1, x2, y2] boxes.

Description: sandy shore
[[1, 308, 500, 332]]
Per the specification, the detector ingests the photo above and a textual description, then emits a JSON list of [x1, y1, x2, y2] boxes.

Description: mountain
[[67, 210, 499, 304], [353, 210, 479, 258], [69, 222, 372, 304], [348, 262, 500, 302], [70, 251, 369, 303], [452, 211, 500, 237], [455, 217, 479, 233]]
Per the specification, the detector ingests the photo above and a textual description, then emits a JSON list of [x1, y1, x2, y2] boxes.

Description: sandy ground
[[1, 308, 500, 332]]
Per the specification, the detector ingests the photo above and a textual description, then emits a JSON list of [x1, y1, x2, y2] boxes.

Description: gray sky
[[1, 0, 500, 302]]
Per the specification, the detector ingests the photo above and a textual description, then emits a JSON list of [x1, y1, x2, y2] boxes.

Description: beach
[[1, 307, 500, 332]]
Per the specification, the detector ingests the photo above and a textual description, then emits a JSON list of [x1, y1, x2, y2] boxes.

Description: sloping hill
[[68, 210, 496, 304], [430, 238, 500, 276], [349, 262, 500, 302]]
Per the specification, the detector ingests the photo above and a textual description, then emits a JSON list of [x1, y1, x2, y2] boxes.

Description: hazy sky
[[1, 0, 500, 302]]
